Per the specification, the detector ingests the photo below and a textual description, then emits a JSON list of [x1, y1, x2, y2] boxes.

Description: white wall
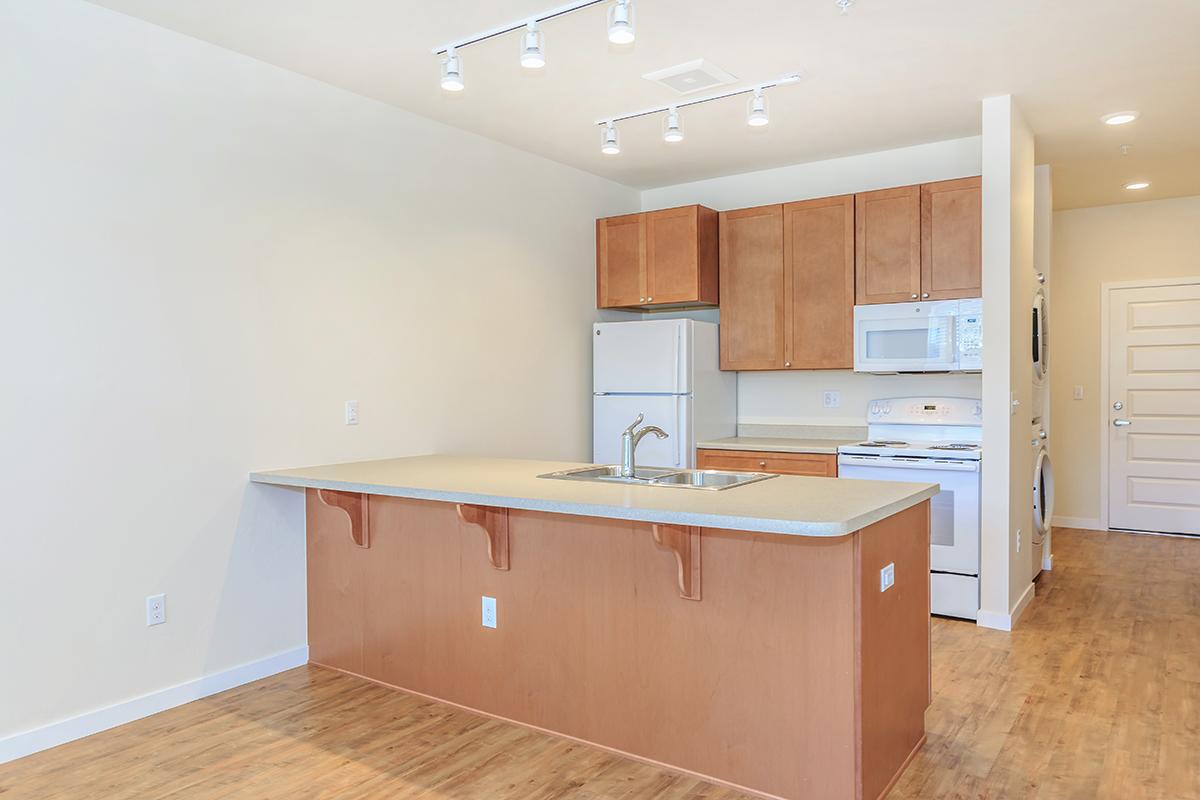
[[0, 0, 637, 746], [1050, 196, 1200, 527], [640, 138, 984, 425], [979, 96, 1036, 629]]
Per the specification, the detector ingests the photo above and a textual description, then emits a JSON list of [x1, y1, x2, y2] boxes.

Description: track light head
[[663, 108, 684, 143], [440, 47, 464, 91], [747, 88, 769, 127], [608, 0, 635, 45], [601, 122, 621, 155], [520, 21, 546, 69]]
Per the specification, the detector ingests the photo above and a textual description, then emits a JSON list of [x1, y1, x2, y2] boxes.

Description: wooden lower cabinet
[[306, 490, 929, 800], [697, 448, 838, 477]]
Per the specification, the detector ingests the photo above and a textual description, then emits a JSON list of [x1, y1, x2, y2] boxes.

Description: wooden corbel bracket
[[457, 504, 510, 570], [317, 489, 370, 548], [652, 524, 701, 601]]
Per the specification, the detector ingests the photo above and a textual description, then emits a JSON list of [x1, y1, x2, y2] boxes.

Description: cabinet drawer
[[696, 449, 837, 477]]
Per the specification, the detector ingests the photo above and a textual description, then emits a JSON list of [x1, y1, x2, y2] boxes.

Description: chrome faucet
[[620, 413, 669, 478]]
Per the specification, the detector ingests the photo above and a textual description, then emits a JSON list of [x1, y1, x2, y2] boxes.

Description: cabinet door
[[696, 449, 837, 477], [855, 185, 921, 305], [921, 177, 981, 300], [597, 213, 645, 307], [784, 195, 855, 370], [646, 206, 698, 304], [719, 205, 785, 370]]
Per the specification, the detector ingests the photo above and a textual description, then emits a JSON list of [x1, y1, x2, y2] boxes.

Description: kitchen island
[[251, 455, 936, 800]]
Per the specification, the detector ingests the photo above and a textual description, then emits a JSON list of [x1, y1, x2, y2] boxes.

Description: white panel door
[[593, 394, 690, 468], [1108, 283, 1200, 534], [593, 320, 689, 394]]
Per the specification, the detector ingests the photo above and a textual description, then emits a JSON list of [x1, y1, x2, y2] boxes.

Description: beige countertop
[[696, 436, 859, 455], [250, 455, 935, 538]]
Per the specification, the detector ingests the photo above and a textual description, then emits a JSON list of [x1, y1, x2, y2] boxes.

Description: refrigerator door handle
[[672, 325, 681, 394], [675, 395, 684, 467]]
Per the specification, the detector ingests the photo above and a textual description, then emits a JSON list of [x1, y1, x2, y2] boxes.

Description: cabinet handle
[[785, 361, 791, 367], [640, 297, 646, 302], [759, 461, 767, 468], [910, 293, 919, 300], [647, 297, 653, 302], [922, 292, 930, 299]]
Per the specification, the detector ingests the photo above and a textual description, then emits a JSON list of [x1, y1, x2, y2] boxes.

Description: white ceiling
[[88, 0, 1200, 209]]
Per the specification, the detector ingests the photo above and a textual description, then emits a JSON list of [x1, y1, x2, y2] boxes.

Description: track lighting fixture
[[440, 46, 464, 92], [663, 108, 684, 143], [601, 122, 620, 155], [607, 0, 636, 44], [747, 88, 769, 127], [596, 74, 798, 154], [434, 0, 633, 90], [520, 21, 546, 69]]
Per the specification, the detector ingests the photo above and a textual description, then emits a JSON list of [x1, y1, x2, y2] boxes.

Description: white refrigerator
[[592, 319, 736, 469]]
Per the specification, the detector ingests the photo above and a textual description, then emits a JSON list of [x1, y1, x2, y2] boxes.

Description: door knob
[[1113, 419, 1132, 427], [1113, 401, 1123, 410]]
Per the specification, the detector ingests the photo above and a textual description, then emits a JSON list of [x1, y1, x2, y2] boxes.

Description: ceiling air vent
[[642, 59, 738, 95]]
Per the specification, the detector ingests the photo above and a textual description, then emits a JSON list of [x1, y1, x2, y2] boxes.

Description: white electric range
[[837, 397, 982, 620]]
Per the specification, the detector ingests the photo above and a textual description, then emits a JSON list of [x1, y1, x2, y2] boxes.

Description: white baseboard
[[0, 645, 308, 765], [976, 582, 1037, 632], [1052, 516, 1103, 532]]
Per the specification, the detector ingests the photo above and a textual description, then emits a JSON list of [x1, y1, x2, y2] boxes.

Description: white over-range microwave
[[853, 299, 982, 373]]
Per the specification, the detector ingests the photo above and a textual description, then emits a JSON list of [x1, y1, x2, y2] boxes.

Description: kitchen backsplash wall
[[738, 370, 984, 426]]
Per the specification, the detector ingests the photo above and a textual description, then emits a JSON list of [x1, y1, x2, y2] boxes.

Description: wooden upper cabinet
[[596, 213, 645, 307], [596, 205, 717, 309], [855, 185, 922, 305], [784, 195, 855, 370], [719, 205, 785, 370], [922, 177, 982, 300]]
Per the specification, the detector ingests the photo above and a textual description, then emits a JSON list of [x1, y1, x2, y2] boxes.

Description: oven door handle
[[837, 455, 980, 472]]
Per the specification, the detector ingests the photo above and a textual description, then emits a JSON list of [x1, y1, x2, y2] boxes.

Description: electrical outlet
[[823, 390, 841, 409], [481, 596, 497, 629], [880, 563, 895, 593], [344, 400, 359, 425], [1073, 385, 1085, 400], [1016, 529, 1022, 553], [146, 594, 166, 626]]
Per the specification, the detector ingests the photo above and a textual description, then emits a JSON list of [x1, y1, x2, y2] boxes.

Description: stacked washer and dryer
[[1031, 277, 1054, 576]]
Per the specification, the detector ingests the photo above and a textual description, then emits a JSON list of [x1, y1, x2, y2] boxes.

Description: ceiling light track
[[432, 0, 613, 55], [595, 74, 801, 127]]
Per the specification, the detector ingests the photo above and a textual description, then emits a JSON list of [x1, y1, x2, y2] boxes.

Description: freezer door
[[594, 320, 690, 394], [593, 394, 691, 468]]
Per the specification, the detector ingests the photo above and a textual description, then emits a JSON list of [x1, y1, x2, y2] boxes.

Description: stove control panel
[[865, 397, 982, 426]]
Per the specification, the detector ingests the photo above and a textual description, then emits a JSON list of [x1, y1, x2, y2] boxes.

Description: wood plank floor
[[3, 528, 1198, 799]]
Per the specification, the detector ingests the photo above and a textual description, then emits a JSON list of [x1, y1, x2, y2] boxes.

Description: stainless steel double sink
[[537, 464, 777, 491]]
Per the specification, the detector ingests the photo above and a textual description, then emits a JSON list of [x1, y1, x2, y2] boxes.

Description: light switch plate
[[345, 400, 359, 425], [481, 596, 497, 629], [880, 563, 895, 593], [1073, 385, 1084, 400]]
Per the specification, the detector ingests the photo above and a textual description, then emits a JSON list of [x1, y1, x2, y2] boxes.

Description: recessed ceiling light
[[1102, 111, 1140, 126], [1124, 181, 1150, 190]]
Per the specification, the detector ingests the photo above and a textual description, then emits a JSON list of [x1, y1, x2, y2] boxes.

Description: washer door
[[1033, 447, 1054, 537], [1032, 290, 1048, 382]]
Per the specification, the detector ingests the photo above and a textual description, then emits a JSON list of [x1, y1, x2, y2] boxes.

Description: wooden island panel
[[305, 491, 930, 800]]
